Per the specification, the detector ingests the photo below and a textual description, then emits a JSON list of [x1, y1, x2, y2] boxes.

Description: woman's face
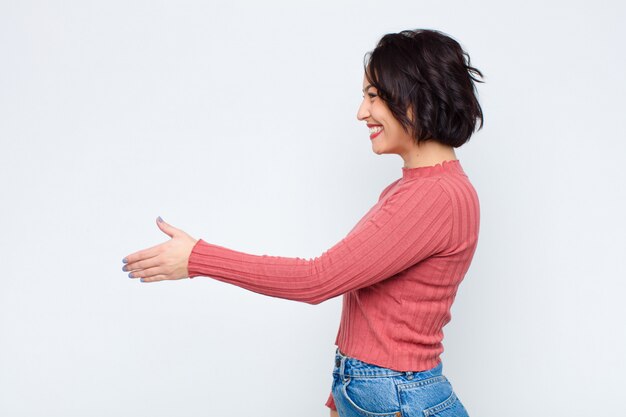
[[357, 73, 414, 155]]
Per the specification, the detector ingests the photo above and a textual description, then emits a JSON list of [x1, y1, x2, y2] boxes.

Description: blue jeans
[[331, 348, 470, 417]]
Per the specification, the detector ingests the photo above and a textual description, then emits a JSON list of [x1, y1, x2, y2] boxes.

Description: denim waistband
[[333, 347, 444, 379]]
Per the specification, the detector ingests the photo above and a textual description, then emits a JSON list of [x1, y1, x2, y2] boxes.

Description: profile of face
[[357, 73, 415, 156]]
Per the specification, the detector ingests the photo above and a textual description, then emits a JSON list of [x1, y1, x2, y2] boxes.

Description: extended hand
[[123, 217, 199, 283]]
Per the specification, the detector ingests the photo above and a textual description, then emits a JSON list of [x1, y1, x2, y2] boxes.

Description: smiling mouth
[[369, 126, 383, 139]]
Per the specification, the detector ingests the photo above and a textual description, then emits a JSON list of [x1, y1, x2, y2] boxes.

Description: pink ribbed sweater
[[186, 159, 480, 411]]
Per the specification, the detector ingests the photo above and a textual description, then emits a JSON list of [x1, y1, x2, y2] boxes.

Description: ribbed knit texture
[[186, 159, 480, 412]]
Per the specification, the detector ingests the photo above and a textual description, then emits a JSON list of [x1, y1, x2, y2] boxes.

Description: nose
[[356, 97, 369, 121]]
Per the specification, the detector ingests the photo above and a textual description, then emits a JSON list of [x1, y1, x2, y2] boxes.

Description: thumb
[[156, 216, 177, 238]]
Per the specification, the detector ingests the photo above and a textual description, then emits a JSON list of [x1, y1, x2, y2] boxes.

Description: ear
[[406, 103, 415, 123]]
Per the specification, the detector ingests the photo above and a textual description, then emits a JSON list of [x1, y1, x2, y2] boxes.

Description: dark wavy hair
[[364, 29, 484, 148]]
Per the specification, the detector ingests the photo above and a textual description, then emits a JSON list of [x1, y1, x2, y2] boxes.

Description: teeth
[[369, 126, 383, 134]]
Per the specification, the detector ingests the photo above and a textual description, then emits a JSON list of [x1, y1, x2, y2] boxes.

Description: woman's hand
[[122, 217, 199, 283]]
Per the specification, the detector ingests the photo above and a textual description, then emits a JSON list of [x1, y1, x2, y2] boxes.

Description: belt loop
[[340, 355, 348, 381]]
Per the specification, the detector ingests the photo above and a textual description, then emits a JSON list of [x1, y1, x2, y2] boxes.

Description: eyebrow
[[362, 84, 373, 93]]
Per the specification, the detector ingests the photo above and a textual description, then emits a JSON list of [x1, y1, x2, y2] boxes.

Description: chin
[[371, 143, 386, 155]]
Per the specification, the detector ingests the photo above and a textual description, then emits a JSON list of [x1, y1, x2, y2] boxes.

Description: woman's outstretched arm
[[123, 178, 452, 305], [184, 178, 451, 304]]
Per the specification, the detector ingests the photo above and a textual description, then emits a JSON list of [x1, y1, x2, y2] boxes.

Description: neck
[[401, 139, 457, 168]]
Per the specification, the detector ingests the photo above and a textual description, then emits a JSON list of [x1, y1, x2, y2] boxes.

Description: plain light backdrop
[[1, 1, 625, 416]]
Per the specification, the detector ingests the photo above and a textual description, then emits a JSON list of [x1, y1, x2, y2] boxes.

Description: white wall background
[[1, 1, 624, 416]]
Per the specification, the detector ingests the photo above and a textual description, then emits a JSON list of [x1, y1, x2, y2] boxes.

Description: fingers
[[123, 256, 161, 275], [138, 274, 169, 283], [123, 243, 162, 266], [127, 265, 167, 280], [156, 216, 178, 238]]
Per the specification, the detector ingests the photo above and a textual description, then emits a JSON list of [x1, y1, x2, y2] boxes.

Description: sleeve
[[325, 391, 337, 411], [187, 179, 452, 305]]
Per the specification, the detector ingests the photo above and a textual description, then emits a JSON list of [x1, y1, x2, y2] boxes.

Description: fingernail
[[122, 265, 127, 272], [128, 272, 133, 278], [157, 216, 163, 223], [122, 258, 128, 263]]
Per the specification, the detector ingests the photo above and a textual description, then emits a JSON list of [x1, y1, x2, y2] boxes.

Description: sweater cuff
[[325, 391, 336, 410], [187, 238, 234, 279]]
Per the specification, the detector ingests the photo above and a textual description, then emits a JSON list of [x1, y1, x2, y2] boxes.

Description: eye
[[368, 93, 378, 99]]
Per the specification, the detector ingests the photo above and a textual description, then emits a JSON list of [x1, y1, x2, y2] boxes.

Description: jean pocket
[[339, 375, 402, 417], [396, 375, 457, 417], [422, 391, 469, 417]]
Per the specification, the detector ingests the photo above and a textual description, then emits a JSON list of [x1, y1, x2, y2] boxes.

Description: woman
[[122, 28, 483, 417]]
